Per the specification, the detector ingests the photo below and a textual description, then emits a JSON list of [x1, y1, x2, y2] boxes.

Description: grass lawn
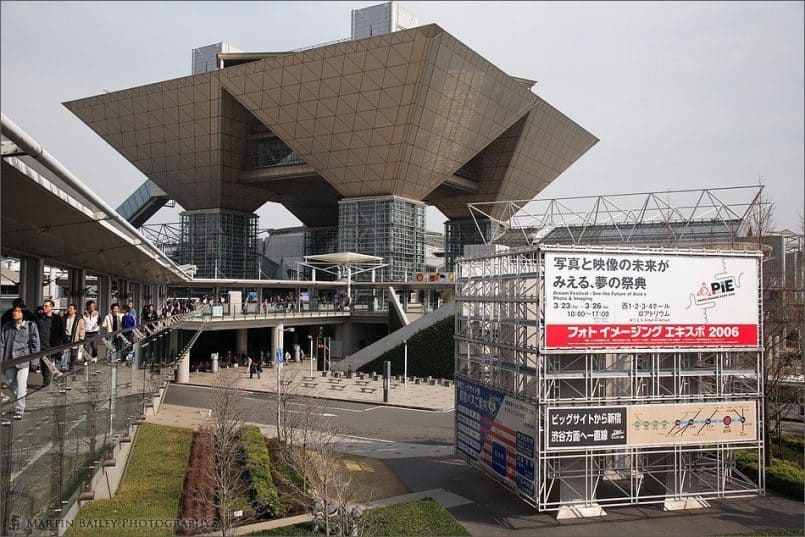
[[712, 530, 804, 537], [338, 453, 410, 502], [265, 439, 409, 515], [66, 423, 193, 537], [252, 498, 469, 536]]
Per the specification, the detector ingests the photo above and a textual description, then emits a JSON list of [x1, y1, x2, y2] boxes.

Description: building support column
[[19, 256, 44, 309], [236, 328, 248, 356], [67, 268, 86, 307], [98, 275, 113, 315]]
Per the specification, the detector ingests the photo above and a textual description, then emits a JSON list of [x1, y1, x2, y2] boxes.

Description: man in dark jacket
[[35, 299, 64, 386]]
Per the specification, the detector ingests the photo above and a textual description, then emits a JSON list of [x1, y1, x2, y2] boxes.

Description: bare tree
[[745, 193, 804, 466], [208, 374, 251, 537], [275, 365, 302, 445], [273, 397, 365, 537]]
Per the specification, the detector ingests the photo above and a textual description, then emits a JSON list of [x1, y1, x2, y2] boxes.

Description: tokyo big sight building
[[65, 2, 598, 281]]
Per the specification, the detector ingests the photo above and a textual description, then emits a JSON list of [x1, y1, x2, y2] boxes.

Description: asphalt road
[[164, 383, 455, 444]]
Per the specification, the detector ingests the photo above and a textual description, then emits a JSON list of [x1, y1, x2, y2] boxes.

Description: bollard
[[383, 360, 391, 402], [175, 352, 190, 384]]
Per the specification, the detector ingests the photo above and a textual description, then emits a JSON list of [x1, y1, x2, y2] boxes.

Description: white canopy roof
[[303, 252, 383, 265]]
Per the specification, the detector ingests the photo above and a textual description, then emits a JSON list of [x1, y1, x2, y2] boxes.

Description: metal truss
[[140, 222, 182, 252], [466, 186, 766, 248], [454, 246, 764, 512]]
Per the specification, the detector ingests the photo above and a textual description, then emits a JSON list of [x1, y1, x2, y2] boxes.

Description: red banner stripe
[[481, 427, 516, 448], [546, 323, 758, 348], [481, 416, 516, 436]]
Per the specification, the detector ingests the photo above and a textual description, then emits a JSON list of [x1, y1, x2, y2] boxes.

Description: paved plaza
[[185, 359, 455, 411]]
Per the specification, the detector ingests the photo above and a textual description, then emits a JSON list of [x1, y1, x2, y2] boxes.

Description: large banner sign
[[456, 379, 537, 499], [546, 401, 758, 450], [543, 250, 760, 350]]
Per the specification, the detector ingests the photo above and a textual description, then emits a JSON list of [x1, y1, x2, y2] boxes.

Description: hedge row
[[359, 315, 455, 379], [736, 450, 804, 500], [240, 426, 284, 518], [177, 430, 215, 535], [775, 432, 805, 454]]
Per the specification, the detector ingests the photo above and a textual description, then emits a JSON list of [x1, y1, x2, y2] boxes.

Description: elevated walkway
[[335, 302, 455, 372], [182, 309, 352, 330]]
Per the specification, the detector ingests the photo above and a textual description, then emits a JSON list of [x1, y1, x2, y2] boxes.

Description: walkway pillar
[[67, 268, 86, 306], [19, 256, 44, 309], [175, 352, 190, 384], [272, 324, 284, 365], [236, 328, 248, 355], [98, 275, 113, 314]]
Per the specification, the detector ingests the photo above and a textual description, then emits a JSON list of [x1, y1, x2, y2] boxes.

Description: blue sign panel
[[455, 378, 537, 502], [492, 443, 508, 476]]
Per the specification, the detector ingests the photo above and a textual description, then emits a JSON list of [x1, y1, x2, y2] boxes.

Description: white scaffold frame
[[454, 244, 764, 512]]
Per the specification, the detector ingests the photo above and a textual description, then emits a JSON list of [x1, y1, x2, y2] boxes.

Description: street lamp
[[308, 334, 314, 376], [403, 339, 408, 389]]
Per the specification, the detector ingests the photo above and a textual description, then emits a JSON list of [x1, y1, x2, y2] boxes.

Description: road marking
[[175, 385, 453, 413]]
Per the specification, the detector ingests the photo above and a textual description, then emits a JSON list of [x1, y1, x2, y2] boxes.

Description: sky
[[1, 1, 803, 233]]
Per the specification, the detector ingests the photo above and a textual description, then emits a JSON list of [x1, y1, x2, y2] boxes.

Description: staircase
[[335, 302, 455, 372]]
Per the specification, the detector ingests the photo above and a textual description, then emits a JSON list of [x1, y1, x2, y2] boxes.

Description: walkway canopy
[[1, 114, 192, 284]]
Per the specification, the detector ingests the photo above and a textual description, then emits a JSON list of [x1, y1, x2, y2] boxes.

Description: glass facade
[[244, 136, 305, 170], [337, 197, 424, 281], [179, 210, 258, 278], [445, 218, 502, 271]]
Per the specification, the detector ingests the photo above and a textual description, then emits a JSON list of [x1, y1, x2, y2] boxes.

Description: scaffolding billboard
[[546, 401, 758, 450], [455, 244, 764, 513], [543, 249, 760, 351]]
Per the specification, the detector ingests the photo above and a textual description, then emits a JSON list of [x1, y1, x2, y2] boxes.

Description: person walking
[[35, 299, 64, 386], [1, 298, 35, 325], [1, 305, 40, 419], [126, 299, 137, 324], [102, 303, 123, 363], [61, 303, 85, 371], [82, 300, 101, 362], [249, 354, 262, 379], [144, 304, 158, 322], [121, 304, 137, 363]]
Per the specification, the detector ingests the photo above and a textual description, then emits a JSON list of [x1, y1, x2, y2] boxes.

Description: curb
[[177, 381, 454, 412]]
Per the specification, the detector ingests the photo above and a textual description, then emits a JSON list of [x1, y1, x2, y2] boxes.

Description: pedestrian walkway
[[186, 360, 455, 411]]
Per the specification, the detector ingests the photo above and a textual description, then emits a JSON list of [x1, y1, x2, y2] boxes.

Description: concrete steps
[[335, 302, 455, 372]]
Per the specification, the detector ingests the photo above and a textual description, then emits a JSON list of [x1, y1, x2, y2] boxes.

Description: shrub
[[252, 498, 469, 536], [177, 429, 215, 535], [362, 498, 470, 536], [359, 315, 455, 379], [735, 449, 804, 501], [240, 426, 284, 518]]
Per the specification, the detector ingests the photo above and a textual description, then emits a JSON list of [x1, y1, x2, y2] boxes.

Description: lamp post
[[403, 339, 408, 389], [308, 335, 314, 376]]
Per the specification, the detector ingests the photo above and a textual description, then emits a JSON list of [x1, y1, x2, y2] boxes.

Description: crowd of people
[[0, 296, 184, 420]]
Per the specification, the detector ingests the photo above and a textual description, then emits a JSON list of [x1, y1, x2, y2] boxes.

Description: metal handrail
[[0, 306, 209, 369]]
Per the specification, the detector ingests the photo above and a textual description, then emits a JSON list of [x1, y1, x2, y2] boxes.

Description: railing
[[199, 300, 389, 322], [0, 307, 209, 536]]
